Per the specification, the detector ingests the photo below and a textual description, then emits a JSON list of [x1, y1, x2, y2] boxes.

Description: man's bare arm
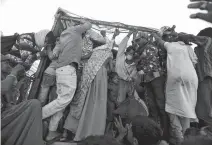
[[74, 21, 92, 34]]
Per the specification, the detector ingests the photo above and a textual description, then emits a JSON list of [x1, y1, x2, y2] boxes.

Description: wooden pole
[[58, 15, 159, 33]]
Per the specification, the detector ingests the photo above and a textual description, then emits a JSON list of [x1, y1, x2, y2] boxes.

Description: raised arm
[[178, 32, 209, 46], [152, 33, 167, 51], [117, 31, 133, 58], [93, 29, 120, 51], [74, 21, 92, 34], [93, 37, 111, 51], [88, 30, 106, 44], [50, 43, 61, 59], [189, 35, 210, 47]]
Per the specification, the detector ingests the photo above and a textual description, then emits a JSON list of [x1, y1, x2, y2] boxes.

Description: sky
[[1, 0, 212, 36], [1, 0, 211, 75]]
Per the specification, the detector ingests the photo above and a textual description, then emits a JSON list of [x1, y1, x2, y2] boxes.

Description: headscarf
[[34, 29, 50, 48]]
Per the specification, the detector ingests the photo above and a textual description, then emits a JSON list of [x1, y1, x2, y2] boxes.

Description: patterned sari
[[70, 42, 113, 120]]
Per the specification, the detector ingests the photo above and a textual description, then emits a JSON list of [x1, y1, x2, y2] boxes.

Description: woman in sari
[[60, 30, 107, 141], [62, 30, 119, 141], [74, 30, 119, 141]]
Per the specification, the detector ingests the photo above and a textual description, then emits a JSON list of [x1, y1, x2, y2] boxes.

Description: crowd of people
[[1, 1, 212, 145]]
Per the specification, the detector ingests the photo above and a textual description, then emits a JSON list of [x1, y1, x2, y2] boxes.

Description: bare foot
[[46, 131, 61, 141]]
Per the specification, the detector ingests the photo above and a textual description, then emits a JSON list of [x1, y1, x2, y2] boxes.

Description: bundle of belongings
[[1, 30, 51, 70]]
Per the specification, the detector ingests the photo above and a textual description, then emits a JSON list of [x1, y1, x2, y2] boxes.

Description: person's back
[[42, 21, 92, 141], [56, 22, 92, 69]]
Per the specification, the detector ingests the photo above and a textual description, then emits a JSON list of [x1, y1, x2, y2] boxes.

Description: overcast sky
[[1, 0, 211, 36]]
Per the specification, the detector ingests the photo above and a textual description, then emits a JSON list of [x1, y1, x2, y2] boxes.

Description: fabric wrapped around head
[[34, 29, 50, 48]]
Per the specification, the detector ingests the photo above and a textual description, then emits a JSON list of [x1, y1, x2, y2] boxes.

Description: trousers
[[145, 76, 170, 140], [168, 113, 190, 145], [42, 65, 77, 131]]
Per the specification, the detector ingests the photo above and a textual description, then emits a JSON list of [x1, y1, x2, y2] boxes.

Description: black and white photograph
[[1, 0, 212, 145]]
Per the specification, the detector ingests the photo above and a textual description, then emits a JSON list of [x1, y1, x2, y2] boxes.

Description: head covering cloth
[[34, 29, 50, 48]]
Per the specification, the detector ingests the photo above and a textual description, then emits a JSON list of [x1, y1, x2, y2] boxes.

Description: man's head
[[160, 25, 178, 42], [78, 135, 122, 145], [127, 116, 163, 145], [125, 46, 135, 61], [1, 55, 12, 74]]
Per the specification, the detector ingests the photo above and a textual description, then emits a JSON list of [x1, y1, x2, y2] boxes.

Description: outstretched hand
[[188, 0, 212, 23], [126, 123, 134, 144], [114, 116, 127, 137]]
